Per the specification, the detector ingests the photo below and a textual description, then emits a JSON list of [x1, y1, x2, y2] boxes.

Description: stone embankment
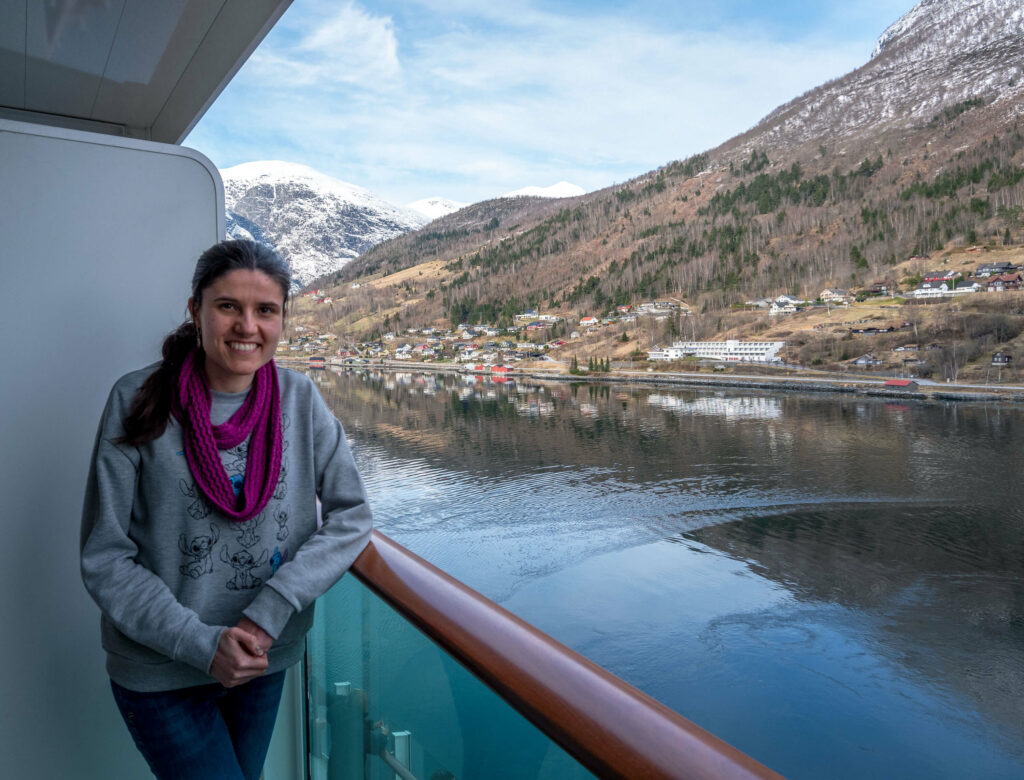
[[282, 357, 1024, 404]]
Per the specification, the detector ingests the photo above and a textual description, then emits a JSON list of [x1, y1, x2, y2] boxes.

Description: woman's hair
[[117, 239, 290, 446]]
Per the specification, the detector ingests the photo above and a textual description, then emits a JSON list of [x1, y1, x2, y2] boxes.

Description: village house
[[975, 261, 1017, 277], [910, 280, 982, 299], [769, 300, 798, 316], [922, 270, 962, 283], [884, 379, 920, 392], [820, 288, 850, 303], [579, 316, 599, 327], [866, 279, 898, 297], [953, 281, 983, 295], [911, 281, 951, 298], [636, 301, 682, 318], [993, 351, 1013, 366], [986, 273, 1022, 292], [852, 354, 882, 367]]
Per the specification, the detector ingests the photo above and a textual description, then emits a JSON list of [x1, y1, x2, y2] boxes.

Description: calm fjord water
[[315, 368, 1024, 779]]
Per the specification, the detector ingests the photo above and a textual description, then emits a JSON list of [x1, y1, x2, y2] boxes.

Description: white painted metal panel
[[0, 118, 222, 780]]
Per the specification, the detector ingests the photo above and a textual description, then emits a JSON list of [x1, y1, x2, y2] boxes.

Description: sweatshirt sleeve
[[80, 386, 224, 674], [243, 381, 372, 638]]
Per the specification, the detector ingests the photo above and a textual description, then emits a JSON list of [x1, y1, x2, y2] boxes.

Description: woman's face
[[189, 269, 285, 393]]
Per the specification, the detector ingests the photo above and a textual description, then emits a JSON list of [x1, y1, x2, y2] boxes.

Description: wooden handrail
[[351, 530, 785, 780]]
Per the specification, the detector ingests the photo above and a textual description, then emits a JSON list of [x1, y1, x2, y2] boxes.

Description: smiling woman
[[79, 239, 373, 780], [190, 269, 286, 393]]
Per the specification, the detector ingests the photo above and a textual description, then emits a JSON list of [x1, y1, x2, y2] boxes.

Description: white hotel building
[[647, 339, 786, 363]]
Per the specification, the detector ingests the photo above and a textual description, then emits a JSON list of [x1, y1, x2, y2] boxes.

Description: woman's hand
[[236, 616, 275, 654], [209, 627, 268, 688]]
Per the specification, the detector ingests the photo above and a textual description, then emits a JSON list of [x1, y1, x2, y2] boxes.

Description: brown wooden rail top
[[351, 530, 785, 780]]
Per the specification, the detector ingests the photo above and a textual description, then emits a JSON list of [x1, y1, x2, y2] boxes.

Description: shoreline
[[279, 357, 1024, 404]]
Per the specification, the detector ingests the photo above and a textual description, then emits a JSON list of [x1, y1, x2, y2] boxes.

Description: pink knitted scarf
[[174, 349, 282, 521]]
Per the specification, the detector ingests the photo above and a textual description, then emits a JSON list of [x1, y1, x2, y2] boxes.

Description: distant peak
[[221, 160, 369, 193], [501, 182, 586, 199], [406, 196, 468, 220]]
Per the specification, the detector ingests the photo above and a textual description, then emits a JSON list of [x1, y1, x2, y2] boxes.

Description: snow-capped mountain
[[501, 182, 586, 199], [406, 197, 468, 221], [731, 0, 1024, 153], [222, 161, 428, 287]]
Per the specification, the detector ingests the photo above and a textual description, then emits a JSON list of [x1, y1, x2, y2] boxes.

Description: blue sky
[[185, 0, 918, 206]]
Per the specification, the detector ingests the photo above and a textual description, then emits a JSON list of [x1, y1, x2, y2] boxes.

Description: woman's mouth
[[229, 342, 260, 352]]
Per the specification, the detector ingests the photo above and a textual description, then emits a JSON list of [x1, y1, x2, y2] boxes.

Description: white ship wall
[[0, 119, 221, 779]]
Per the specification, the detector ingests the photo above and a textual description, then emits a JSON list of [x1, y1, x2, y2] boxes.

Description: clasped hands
[[210, 617, 275, 688]]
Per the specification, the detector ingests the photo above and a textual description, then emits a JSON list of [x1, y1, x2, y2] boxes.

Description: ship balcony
[[268, 530, 782, 780]]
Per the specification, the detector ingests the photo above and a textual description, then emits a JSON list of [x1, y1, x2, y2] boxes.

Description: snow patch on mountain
[[406, 197, 468, 221], [737, 0, 1024, 154], [502, 182, 586, 199], [222, 161, 428, 287]]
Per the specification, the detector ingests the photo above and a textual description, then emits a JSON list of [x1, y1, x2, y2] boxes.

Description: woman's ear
[[187, 297, 198, 322]]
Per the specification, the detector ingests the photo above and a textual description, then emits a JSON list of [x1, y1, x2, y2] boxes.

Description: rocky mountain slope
[[727, 0, 1024, 154], [222, 161, 428, 286]]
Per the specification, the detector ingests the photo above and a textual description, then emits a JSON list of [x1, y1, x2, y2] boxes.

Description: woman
[[80, 239, 372, 780]]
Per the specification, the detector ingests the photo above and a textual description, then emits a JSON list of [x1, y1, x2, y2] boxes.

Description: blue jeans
[[111, 671, 286, 780]]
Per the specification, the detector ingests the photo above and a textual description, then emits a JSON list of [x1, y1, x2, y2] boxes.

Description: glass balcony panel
[[307, 574, 595, 780]]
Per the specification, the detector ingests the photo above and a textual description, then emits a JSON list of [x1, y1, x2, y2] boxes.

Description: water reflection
[[316, 368, 1024, 779]]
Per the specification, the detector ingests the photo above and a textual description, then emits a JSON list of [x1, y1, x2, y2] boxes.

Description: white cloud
[[246, 2, 401, 88], [189, 0, 913, 205]]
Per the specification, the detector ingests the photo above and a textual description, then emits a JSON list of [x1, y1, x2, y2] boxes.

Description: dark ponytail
[[117, 322, 197, 445], [117, 239, 290, 446]]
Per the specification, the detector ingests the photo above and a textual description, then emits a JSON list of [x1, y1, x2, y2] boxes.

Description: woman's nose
[[236, 310, 257, 332]]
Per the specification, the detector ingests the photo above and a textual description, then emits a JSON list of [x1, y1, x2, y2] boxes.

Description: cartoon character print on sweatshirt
[[272, 414, 291, 501], [236, 511, 264, 549], [216, 415, 290, 590], [223, 417, 289, 501], [274, 510, 290, 541], [220, 545, 268, 590], [223, 440, 248, 498], [178, 524, 220, 578], [178, 479, 212, 520], [270, 546, 289, 575]]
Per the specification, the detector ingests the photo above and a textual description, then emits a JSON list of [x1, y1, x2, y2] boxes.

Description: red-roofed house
[[884, 379, 920, 392]]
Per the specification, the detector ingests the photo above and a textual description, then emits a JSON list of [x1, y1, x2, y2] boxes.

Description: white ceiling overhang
[[0, 0, 292, 143]]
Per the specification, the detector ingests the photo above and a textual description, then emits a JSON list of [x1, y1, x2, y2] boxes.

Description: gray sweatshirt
[[80, 363, 373, 692]]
